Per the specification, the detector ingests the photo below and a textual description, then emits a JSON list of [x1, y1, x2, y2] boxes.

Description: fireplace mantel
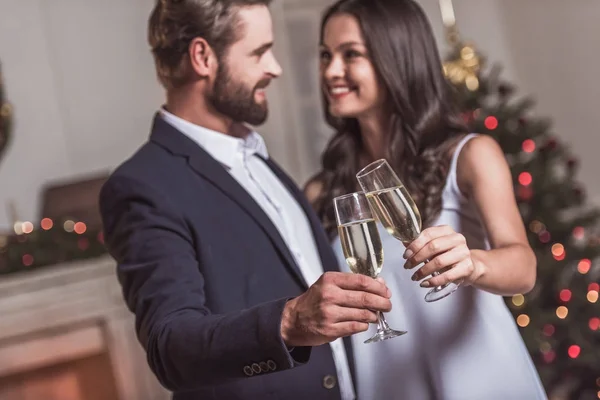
[[0, 257, 170, 400]]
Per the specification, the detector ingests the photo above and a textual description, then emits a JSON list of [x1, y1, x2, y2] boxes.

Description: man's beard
[[209, 63, 269, 126]]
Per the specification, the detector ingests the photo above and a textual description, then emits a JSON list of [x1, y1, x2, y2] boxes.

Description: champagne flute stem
[[376, 311, 390, 331]]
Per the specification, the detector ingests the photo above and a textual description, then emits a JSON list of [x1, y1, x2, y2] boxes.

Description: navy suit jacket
[[99, 114, 355, 400]]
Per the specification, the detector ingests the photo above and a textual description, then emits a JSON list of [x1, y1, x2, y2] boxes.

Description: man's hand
[[280, 272, 392, 347]]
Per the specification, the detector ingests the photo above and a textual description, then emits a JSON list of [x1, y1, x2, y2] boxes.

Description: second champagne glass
[[356, 159, 460, 302], [334, 191, 406, 343]]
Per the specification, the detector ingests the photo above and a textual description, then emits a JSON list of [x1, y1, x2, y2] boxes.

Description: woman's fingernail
[[411, 273, 419, 281], [420, 281, 431, 288], [403, 249, 413, 259]]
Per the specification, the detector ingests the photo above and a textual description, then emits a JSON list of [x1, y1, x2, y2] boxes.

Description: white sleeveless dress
[[332, 134, 547, 400]]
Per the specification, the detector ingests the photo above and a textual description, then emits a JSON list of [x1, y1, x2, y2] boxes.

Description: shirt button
[[243, 366, 253, 377], [267, 360, 277, 371], [323, 374, 337, 389]]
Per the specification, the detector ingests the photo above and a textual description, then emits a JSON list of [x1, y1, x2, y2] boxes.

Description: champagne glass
[[356, 159, 460, 302], [333, 191, 406, 343]]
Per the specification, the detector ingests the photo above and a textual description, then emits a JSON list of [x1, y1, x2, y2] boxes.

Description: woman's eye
[[344, 50, 361, 59], [319, 50, 332, 63]]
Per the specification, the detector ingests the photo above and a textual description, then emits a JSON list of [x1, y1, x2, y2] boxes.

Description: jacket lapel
[[263, 158, 356, 383], [149, 114, 307, 289]]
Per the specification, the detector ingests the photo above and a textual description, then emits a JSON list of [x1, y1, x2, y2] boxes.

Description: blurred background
[[0, 0, 599, 399]]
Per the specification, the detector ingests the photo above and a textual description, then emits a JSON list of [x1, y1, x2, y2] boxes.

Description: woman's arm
[[458, 135, 536, 295], [404, 135, 536, 296]]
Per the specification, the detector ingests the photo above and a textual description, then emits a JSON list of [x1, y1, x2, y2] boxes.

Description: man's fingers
[[323, 272, 391, 298], [337, 290, 392, 312], [329, 321, 370, 338], [328, 306, 379, 324]]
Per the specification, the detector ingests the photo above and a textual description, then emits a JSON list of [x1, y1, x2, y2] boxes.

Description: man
[[99, 1, 392, 399]]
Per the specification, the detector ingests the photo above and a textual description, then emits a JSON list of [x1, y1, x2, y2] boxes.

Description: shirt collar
[[158, 107, 269, 169]]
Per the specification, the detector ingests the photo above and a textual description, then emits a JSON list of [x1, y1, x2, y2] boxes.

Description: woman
[[305, 0, 547, 399]]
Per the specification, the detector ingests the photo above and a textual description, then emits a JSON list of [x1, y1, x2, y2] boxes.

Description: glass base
[[424, 281, 460, 302], [364, 328, 407, 344]]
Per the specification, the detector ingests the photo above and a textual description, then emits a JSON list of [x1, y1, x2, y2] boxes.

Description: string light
[[63, 220, 75, 233], [556, 306, 568, 319], [543, 350, 556, 363], [578, 259, 592, 274], [588, 290, 599, 303], [13, 222, 24, 235], [22, 254, 34, 267], [518, 186, 533, 201], [522, 139, 536, 153], [543, 324, 555, 336], [590, 283, 600, 292], [539, 231, 551, 243], [512, 294, 525, 307], [484, 116, 498, 130], [559, 289, 572, 302], [568, 345, 581, 359], [518, 172, 533, 186], [540, 342, 552, 353], [40, 218, 53, 230], [74, 222, 87, 235], [529, 220, 545, 234], [22, 222, 34, 234], [516, 314, 530, 327], [573, 226, 585, 239], [589, 318, 600, 331], [551, 243, 566, 261], [78, 238, 89, 251]]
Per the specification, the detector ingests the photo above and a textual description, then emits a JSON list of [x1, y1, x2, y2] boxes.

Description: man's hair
[[148, 0, 272, 89]]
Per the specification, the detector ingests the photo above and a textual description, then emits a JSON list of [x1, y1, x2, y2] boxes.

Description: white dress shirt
[[159, 108, 355, 400]]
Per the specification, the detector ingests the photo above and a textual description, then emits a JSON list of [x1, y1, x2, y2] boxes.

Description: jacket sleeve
[[99, 174, 311, 391]]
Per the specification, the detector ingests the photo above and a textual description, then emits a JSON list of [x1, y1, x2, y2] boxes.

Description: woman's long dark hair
[[309, 0, 468, 240]]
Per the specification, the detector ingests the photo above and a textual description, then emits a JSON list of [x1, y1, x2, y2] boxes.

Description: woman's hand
[[402, 225, 484, 288]]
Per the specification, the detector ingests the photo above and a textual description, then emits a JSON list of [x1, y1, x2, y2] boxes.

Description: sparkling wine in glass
[[334, 191, 406, 343], [356, 159, 461, 302]]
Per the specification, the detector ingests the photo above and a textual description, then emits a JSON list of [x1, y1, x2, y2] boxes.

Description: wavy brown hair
[[148, 0, 272, 89], [308, 0, 468, 240]]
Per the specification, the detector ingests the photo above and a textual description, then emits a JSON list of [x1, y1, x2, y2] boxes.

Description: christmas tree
[[442, 24, 600, 400]]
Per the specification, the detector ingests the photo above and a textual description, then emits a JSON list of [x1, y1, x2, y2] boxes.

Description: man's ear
[[188, 37, 217, 78]]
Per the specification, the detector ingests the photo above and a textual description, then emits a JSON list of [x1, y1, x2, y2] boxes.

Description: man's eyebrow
[[250, 42, 273, 56]]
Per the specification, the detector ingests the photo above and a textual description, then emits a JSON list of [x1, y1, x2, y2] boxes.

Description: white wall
[[0, 0, 163, 229], [497, 0, 600, 202], [0, 0, 599, 230]]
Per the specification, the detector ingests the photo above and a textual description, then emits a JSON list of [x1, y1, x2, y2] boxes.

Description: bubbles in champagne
[[366, 186, 422, 244], [338, 219, 384, 277]]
